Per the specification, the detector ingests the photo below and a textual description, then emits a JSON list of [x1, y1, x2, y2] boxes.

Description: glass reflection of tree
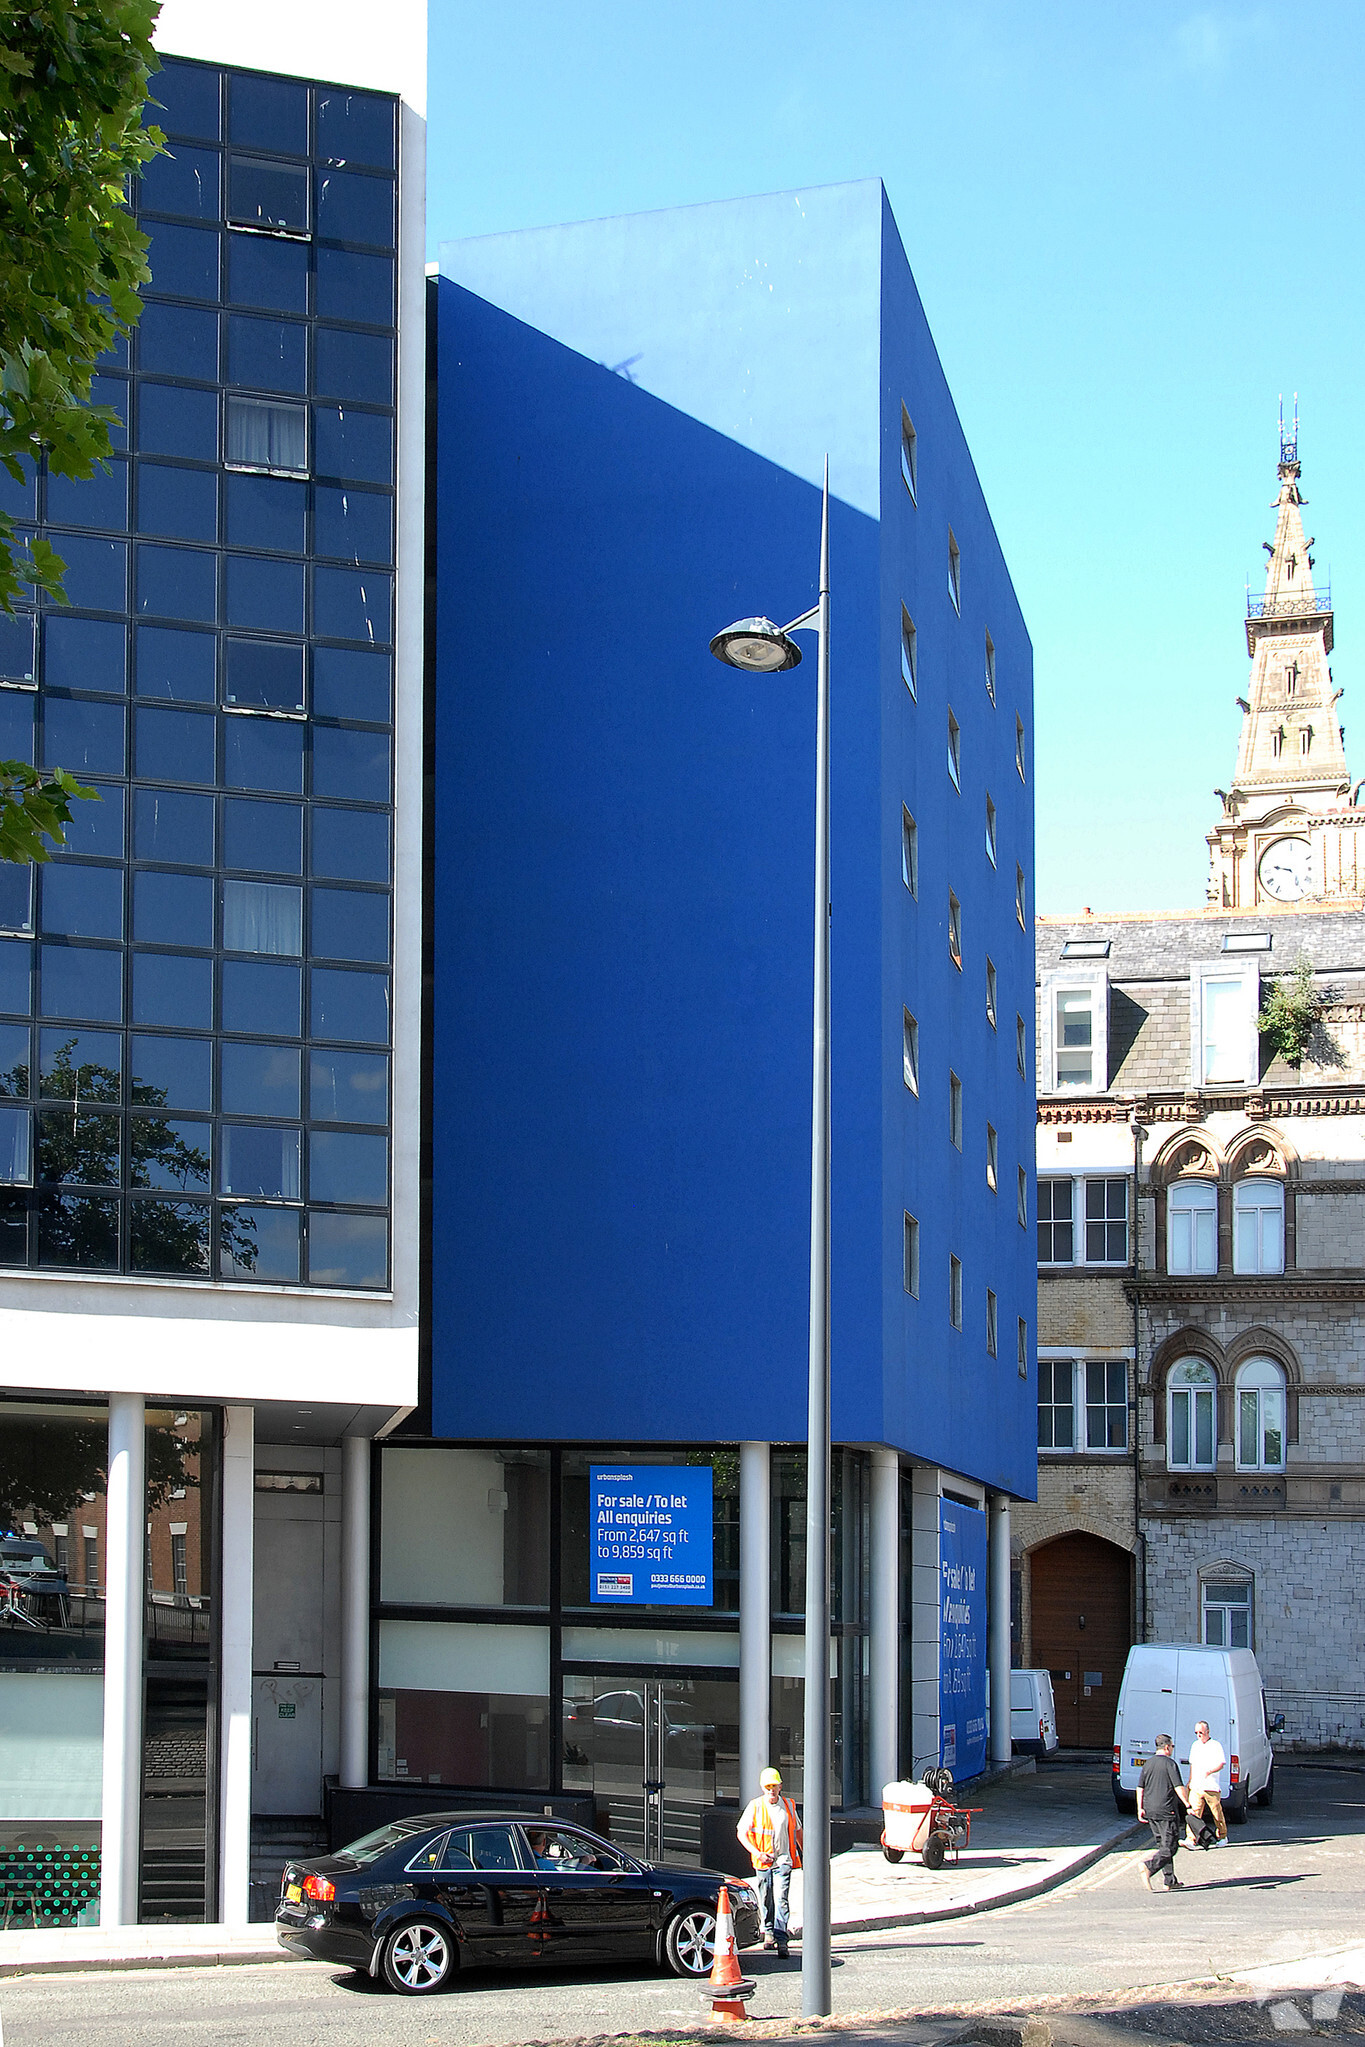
[[0, 1421, 196, 1534]]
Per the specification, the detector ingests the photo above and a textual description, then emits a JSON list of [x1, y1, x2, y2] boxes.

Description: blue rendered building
[[368, 180, 1035, 1848]]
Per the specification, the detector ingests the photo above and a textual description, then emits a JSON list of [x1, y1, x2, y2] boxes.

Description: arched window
[[1233, 1179, 1284, 1274], [1167, 1357, 1217, 1470], [1168, 1180, 1217, 1275], [1235, 1356, 1286, 1471]]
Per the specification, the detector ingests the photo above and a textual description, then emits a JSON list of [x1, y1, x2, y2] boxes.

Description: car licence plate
[[285, 1883, 302, 1903]]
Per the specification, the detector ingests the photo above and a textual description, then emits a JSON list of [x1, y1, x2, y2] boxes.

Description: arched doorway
[[1029, 1533, 1133, 1748]]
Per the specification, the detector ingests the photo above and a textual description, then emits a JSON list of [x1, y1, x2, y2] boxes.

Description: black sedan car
[[276, 1811, 760, 1995]]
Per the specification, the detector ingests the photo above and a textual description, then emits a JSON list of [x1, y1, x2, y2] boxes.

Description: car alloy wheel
[[665, 1906, 717, 1977], [382, 1919, 454, 1995]]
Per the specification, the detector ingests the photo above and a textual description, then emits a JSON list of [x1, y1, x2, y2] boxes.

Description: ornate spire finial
[[1280, 390, 1299, 467]]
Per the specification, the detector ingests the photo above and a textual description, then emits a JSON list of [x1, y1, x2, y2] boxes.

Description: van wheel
[[1227, 1789, 1250, 1826], [1113, 1788, 1137, 1815], [882, 1845, 904, 1863], [1254, 1763, 1274, 1809]]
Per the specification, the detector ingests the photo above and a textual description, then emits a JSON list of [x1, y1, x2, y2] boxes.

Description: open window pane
[[225, 396, 307, 474]]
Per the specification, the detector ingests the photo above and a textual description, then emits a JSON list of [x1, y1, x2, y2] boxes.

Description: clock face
[[1258, 836, 1312, 902]]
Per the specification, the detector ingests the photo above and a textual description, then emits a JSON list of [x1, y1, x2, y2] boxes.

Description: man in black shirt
[[1137, 1733, 1189, 1891]]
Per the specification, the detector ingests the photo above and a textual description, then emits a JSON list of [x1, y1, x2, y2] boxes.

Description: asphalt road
[[3, 1764, 1363, 2047]]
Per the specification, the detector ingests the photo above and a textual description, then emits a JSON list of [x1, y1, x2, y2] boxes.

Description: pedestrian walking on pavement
[[737, 1767, 802, 1957], [1185, 1720, 1229, 1849], [1137, 1733, 1189, 1892]]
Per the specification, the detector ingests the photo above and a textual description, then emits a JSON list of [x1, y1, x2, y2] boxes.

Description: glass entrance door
[[562, 1672, 737, 1866]]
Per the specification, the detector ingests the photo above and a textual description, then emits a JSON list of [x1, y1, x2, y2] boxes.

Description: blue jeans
[[753, 1862, 792, 1941]]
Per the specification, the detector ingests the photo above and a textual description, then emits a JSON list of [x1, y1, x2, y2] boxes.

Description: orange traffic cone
[[527, 1890, 552, 1956], [702, 1884, 756, 2023]]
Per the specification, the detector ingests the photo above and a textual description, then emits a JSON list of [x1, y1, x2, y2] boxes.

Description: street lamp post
[[710, 460, 832, 2019]]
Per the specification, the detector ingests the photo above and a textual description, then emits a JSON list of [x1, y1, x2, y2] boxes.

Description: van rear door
[[1176, 1650, 1231, 1783], [1115, 1647, 1179, 1789]]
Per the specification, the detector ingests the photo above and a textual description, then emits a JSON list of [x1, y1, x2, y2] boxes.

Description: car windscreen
[[338, 1819, 434, 1866]]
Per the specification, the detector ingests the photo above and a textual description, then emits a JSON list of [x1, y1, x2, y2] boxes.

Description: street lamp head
[[709, 616, 803, 673]]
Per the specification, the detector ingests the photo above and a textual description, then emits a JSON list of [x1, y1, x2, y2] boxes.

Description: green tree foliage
[[0, 0, 162, 859], [1257, 956, 1321, 1069]]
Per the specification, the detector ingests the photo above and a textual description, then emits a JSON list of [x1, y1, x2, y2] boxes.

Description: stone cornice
[[1127, 1274, 1365, 1304], [1038, 1085, 1365, 1124]]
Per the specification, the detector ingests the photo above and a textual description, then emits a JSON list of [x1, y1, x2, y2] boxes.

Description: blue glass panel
[[90, 374, 129, 448], [312, 326, 393, 405], [36, 1193, 120, 1268], [135, 705, 217, 784], [316, 88, 395, 171], [313, 565, 391, 645], [140, 143, 220, 220], [221, 1041, 300, 1118], [40, 944, 122, 1023], [144, 221, 220, 301], [0, 611, 36, 683], [130, 1197, 211, 1271], [310, 889, 388, 964], [225, 473, 305, 554], [311, 647, 390, 724], [0, 1198, 30, 1261], [50, 535, 127, 612], [38, 1026, 120, 1098], [0, 459, 38, 521], [51, 783, 124, 860], [136, 624, 216, 702], [309, 1128, 386, 1206], [314, 486, 391, 566], [137, 461, 218, 543], [312, 724, 389, 801], [0, 1021, 29, 1089], [130, 1033, 213, 1111], [221, 958, 300, 1036], [315, 168, 393, 250], [138, 383, 218, 463], [222, 878, 302, 954], [130, 1122, 211, 1192], [219, 1123, 300, 1200], [138, 301, 219, 381], [223, 714, 303, 793], [0, 941, 32, 1015], [308, 1210, 387, 1287], [41, 865, 122, 941], [134, 787, 214, 865], [223, 639, 304, 712], [221, 796, 302, 873], [42, 698, 126, 776], [309, 1048, 387, 1124], [229, 156, 308, 233], [0, 864, 32, 932], [223, 555, 303, 633], [133, 869, 214, 948], [0, 689, 34, 765], [229, 74, 308, 155], [131, 950, 212, 1029], [43, 616, 125, 694], [228, 232, 308, 314], [136, 543, 217, 623], [226, 313, 306, 396], [150, 60, 221, 142], [314, 247, 393, 325], [219, 1201, 299, 1281], [312, 406, 392, 486], [37, 1109, 121, 1184], [311, 806, 388, 883], [45, 460, 128, 533]]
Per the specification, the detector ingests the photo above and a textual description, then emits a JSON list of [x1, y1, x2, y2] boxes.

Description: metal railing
[[1247, 584, 1331, 620]]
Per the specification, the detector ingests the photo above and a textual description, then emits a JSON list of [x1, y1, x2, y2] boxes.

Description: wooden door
[[1029, 1534, 1132, 1748]]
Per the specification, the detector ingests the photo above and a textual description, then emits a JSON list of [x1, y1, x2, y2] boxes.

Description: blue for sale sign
[[590, 1466, 713, 1605], [939, 1499, 988, 1781]]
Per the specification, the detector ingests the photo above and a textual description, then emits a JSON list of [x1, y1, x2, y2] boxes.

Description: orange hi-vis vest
[[739, 1793, 803, 1871]]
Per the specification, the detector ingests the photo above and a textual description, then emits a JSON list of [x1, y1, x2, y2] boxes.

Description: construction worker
[[737, 1767, 802, 1957]]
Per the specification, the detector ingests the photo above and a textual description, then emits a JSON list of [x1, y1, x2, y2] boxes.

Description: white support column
[[869, 1448, 901, 1795], [989, 1494, 1012, 1768], [909, 1465, 942, 1779], [738, 1441, 771, 1804], [100, 1392, 145, 1928], [218, 1405, 254, 1926], [340, 1435, 372, 1789]]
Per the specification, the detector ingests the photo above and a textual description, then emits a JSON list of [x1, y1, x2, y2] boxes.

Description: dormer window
[[1044, 969, 1108, 1094]]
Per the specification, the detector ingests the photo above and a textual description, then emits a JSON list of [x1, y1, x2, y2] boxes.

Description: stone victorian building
[[1016, 427, 1365, 1751]]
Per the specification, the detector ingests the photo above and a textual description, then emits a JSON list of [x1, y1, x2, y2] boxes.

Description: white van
[[1111, 1644, 1278, 1821], [1010, 1670, 1059, 1755]]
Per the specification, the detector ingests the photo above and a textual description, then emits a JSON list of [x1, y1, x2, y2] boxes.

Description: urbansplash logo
[[596, 1572, 633, 1597]]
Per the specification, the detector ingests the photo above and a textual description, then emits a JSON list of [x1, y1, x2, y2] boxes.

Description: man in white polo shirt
[[1185, 1719, 1229, 1848]]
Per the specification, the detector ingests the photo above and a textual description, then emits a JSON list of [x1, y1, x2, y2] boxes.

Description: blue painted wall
[[431, 182, 1036, 1498]]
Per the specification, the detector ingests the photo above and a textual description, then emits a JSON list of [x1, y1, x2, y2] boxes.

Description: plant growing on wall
[[1257, 957, 1321, 1068]]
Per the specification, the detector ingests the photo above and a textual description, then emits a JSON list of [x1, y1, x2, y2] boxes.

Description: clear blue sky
[[427, 2, 1365, 915]]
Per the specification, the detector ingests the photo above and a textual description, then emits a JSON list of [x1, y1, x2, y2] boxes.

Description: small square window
[[949, 1071, 962, 1149], [948, 890, 962, 969], [985, 792, 997, 867], [985, 957, 997, 1029], [900, 605, 917, 699], [1037, 1178, 1073, 1263], [986, 1122, 998, 1191], [1038, 1358, 1074, 1445], [903, 1211, 919, 1296], [1015, 864, 1027, 929], [901, 807, 918, 897], [986, 1288, 998, 1357], [1017, 1164, 1027, 1228], [1016, 1013, 1027, 1078], [1017, 1317, 1028, 1380], [947, 709, 961, 790], [228, 155, 310, 235], [947, 528, 961, 613], [984, 629, 996, 704], [225, 396, 307, 476], [901, 407, 917, 502], [949, 1253, 963, 1330], [902, 1009, 919, 1095], [1085, 1177, 1128, 1263], [1085, 1359, 1129, 1451], [1015, 713, 1026, 782]]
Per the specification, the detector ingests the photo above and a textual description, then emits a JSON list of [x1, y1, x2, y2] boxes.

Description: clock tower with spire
[[1206, 405, 1365, 906]]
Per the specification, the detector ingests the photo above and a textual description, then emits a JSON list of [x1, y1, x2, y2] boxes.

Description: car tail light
[[1112, 1746, 1120, 1774], [1229, 1754, 1240, 1786], [302, 1873, 335, 1902], [1039, 1718, 1045, 1739]]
